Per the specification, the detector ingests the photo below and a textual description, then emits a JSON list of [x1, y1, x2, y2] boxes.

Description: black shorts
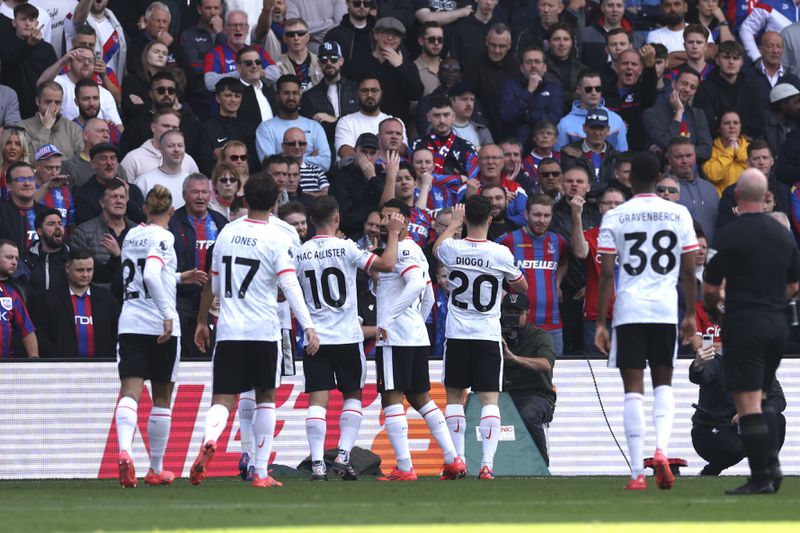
[[376, 345, 431, 394], [443, 338, 503, 392], [117, 334, 180, 383], [303, 343, 366, 393], [722, 313, 787, 392], [608, 323, 677, 370], [212, 340, 280, 395]]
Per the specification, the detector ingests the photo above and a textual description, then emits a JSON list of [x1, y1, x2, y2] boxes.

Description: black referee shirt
[[705, 212, 800, 316]]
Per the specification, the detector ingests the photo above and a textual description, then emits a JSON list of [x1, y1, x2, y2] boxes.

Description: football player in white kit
[[115, 185, 208, 488], [433, 196, 527, 479], [595, 153, 698, 491], [374, 199, 467, 481], [296, 196, 405, 481], [189, 174, 320, 488]]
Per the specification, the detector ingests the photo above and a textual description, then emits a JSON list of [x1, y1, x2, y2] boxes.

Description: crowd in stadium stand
[[0, 0, 798, 360]]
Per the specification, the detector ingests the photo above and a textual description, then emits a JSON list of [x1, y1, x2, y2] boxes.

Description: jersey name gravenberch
[[376, 237, 429, 347], [598, 194, 699, 326], [296, 235, 376, 344], [212, 217, 296, 342], [119, 224, 180, 336], [436, 237, 523, 341]]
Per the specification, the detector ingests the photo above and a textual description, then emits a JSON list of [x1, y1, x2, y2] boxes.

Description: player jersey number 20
[[449, 270, 499, 312], [623, 230, 677, 276]]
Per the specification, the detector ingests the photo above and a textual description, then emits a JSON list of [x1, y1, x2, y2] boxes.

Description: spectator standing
[[603, 47, 658, 152], [125, 2, 178, 74], [740, 2, 794, 64], [414, 22, 445, 100], [177, 0, 224, 115], [70, 0, 127, 88], [581, 0, 639, 71], [32, 144, 74, 228], [202, 78, 256, 156], [546, 23, 585, 111]]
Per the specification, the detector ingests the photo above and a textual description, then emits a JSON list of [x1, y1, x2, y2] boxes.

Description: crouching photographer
[[501, 293, 557, 465]]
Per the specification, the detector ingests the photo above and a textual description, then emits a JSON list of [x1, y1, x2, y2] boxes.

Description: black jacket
[[29, 284, 120, 359], [643, 97, 713, 162], [330, 162, 383, 237], [239, 82, 278, 129], [0, 200, 50, 260], [462, 50, 519, 139], [0, 34, 57, 119], [451, 12, 508, 62], [548, 196, 602, 296], [693, 69, 766, 139], [344, 53, 423, 126], [775, 128, 800, 186], [168, 206, 228, 301], [202, 114, 258, 172], [602, 66, 658, 152], [717, 178, 791, 229], [300, 77, 359, 152], [24, 241, 69, 294], [560, 141, 618, 196], [326, 14, 376, 68], [74, 176, 146, 226], [742, 62, 800, 118]]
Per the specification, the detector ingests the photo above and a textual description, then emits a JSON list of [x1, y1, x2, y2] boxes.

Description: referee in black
[[703, 168, 800, 495]]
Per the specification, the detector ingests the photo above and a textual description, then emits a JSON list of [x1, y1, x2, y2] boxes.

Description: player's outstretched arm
[[679, 250, 697, 345], [371, 213, 404, 272], [433, 203, 465, 258]]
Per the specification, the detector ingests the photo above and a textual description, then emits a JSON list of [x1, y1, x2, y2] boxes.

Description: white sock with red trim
[[480, 404, 501, 470], [337, 399, 363, 463], [305, 405, 327, 463], [238, 390, 256, 461], [445, 404, 466, 462], [147, 407, 171, 473], [253, 402, 276, 479], [115, 396, 138, 455], [419, 400, 456, 464], [384, 403, 412, 471], [203, 404, 229, 444]]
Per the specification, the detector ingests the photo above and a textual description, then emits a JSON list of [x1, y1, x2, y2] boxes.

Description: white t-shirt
[[376, 237, 430, 347], [54, 73, 121, 124], [120, 140, 199, 181], [436, 237, 523, 341], [118, 224, 180, 336], [598, 193, 699, 327], [296, 235, 376, 344], [647, 24, 714, 54], [334, 110, 408, 159], [134, 168, 190, 210], [211, 217, 298, 342], [452, 122, 482, 150]]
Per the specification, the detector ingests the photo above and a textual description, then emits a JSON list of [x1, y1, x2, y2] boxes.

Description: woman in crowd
[[0, 127, 34, 200], [208, 163, 240, 220], [702, 110, 749, 196], [121, 40, 170, 119]]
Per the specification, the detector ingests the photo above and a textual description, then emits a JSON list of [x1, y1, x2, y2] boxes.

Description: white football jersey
[[598, 194, 699, 326], [436, 237, 524, 341], [271, 215, 301, 330], [376, 237, 430, 347], [296, 235, 376, 344], [211, 217, 296, 342], [118, 224, 180, 336]]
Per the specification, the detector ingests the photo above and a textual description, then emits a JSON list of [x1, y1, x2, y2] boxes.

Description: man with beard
[[327, 0, 376, 72], [411, 94, 478, 179], [336, 77, 406, 162], [169, 173, 227, 356], [72, 79, 121, 146], [643, 67, 712, 160], [0, 162, 50, 260], [482, 183, 515, 241], [75, 144, 144, 226], [300, 41, 359, 154], [18, 82, 83, 159], [602, 47, 658, 153], [766, 83, 800, 157], [24, 208, 68, 294], [415, 21, 444, 98], [647, 0, 713, 59], [256, 74, 331, 170]]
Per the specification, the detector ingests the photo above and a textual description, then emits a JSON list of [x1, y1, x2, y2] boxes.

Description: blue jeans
[[583, 320, 603, 356], [548, 329, 563, 357]]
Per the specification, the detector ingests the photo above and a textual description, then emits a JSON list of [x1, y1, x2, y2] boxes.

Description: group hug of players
[[112, 151, 793, 495]]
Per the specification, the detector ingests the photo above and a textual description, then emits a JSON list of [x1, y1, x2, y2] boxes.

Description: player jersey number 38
[[597, 194, 698, 327]]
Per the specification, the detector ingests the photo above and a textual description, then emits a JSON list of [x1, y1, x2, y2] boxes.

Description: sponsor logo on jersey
[[516, 259, 556, 270], [74, 315, 93, 325]]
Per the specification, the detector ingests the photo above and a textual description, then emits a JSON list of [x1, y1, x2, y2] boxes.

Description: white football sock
[[147, 407, 171, 473], [479, 405, 501, 470], [384, 404, 412, 471], [203, 404, 229, 444], [238, 391, 256, 462], [624, 392, 645, 479], [445, 404, 466, 462], [337, 399, 363, 462], [253, 403, 276, 479], [419, 401, 457, 464], [653, 385, 674, 455], [115, 396, 138, 455], [305, 405, 327, 463]]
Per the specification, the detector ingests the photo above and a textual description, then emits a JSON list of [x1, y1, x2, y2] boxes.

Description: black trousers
[[692, 415, 786, 475], [510, 392, 554, 466]]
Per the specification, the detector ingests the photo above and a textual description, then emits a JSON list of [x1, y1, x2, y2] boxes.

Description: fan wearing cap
[[499, 46, 564, 146], [17, 81, 84, 160], [560, 109, 618, 194], [345, 17, 424, 126], [276, 18, 323, 92], [32, 144, 75, 229], [329, 132, 383, 237], [74, 143, 145, 226], [765, 82, 800, 156], [499, 291, 557, 466]]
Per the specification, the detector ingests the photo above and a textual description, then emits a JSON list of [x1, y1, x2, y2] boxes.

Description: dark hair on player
[[68, 247, 94, 263], [526, 194, 555, 211], [464, 195, 493, 226], [630, 152, 661, 188], [230, 195, 247, 214], [382, 198, 411, 219], [693, 219, 705, 241], [35, 207, 62, 230], [244, 173, 279, 212], [278, 200, 306, 221], [308, 196, 338, 226]]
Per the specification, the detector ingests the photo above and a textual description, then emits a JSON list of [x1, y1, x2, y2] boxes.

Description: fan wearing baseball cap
[[560, 108, 619, 194], [33, 144, 75, 228]]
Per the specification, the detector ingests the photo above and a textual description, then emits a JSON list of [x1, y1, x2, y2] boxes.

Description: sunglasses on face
[[13, 176, 36, 183], [154, 86, 177, 95], [285, 30, 308, 38], [241, 58, 263, 67], [318, 55, 340, 63], [583, 85, 602, 93], [227, 154, 247, 161], [283, 141, 308, 147], [656, 186, 679, 194], [539, 171, 561, 178], [218, 177, 238, 184], [350, 0, 370, 7], [425, 36, 444, 44]]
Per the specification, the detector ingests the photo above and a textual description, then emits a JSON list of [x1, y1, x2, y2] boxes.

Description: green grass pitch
[[2, 476, 799, 532]]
